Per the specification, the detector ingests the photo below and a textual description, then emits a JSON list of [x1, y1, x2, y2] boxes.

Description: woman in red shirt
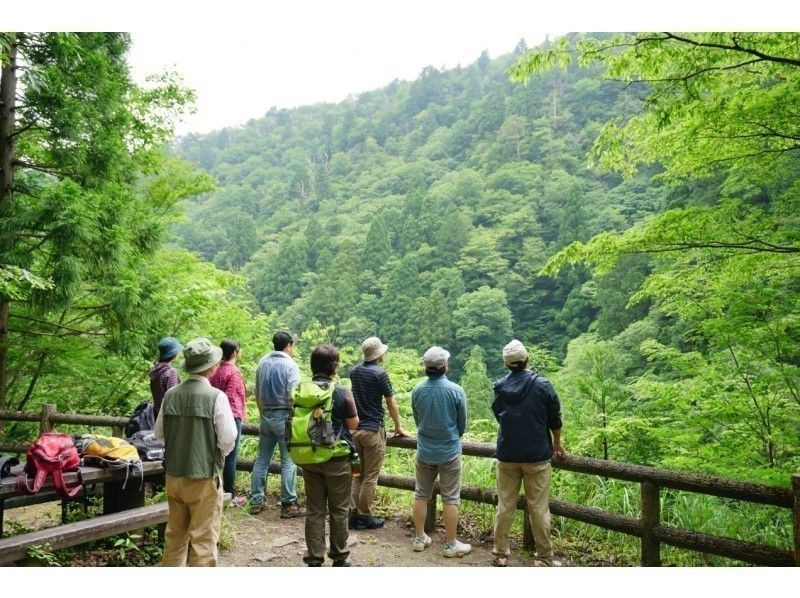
[[210, 338, 248, 506]]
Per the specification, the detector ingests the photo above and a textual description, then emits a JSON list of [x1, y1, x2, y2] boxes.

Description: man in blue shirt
[[249, 331, 305, 518], [410, 346, 471, 558]]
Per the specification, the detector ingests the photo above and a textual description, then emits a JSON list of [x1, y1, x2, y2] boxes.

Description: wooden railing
[[1, 404, 798, 566]]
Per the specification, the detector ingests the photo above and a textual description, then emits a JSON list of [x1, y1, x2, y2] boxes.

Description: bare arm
[[385, 395, 407, 437], [551, 428, 565, 459]]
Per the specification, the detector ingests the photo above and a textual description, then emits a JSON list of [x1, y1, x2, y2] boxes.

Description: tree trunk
[[0, 35, 18, 438]]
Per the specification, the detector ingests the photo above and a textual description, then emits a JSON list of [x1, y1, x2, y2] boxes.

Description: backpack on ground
[[127, 430, 165, 461], [16, 432, 83, 498], [286, 380, 351, 465], [124, 401, 155, 437], [75, 434, 143, 488]]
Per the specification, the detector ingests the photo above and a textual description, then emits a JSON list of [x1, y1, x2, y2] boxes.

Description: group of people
[[151, 331, 565, 568]]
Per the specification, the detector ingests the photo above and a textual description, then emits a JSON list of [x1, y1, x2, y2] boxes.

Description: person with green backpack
[[288, 344, 359, 567]]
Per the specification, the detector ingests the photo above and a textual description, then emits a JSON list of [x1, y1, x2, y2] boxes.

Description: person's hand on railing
[[552, 442, 566, 460], [391, 427, 408, 438]]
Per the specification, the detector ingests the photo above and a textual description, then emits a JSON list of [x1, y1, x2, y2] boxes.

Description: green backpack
[[287, 379, 351, 465]]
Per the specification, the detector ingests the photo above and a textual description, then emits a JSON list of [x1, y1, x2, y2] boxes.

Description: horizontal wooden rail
[[1, 406, 797, 566], [0, 502, 169, 564], [235, 459, 791, 566]]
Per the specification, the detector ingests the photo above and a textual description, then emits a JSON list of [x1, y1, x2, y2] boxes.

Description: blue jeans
[[250, 412, 298, 506], [223, 418, 242, 496]]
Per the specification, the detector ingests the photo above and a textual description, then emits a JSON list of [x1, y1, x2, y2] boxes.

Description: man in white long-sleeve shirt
[[155, 337, 237, 566]]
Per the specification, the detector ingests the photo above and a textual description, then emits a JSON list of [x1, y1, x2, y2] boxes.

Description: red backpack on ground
[[16, 432, 83, 498]]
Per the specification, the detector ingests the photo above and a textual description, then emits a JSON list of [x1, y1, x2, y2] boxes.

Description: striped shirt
[[349, 362, 394, 432]]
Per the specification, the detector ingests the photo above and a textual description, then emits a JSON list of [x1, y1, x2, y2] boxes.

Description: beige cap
[[362, 336, 389, 362], [183, 337, 223, 374], [423, 346, 450, 368], [502, 339, 528, 365]]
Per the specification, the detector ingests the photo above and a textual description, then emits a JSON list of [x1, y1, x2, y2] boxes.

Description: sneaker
[[332, 559, 351, 567], [249, 501, 265, 515], [534, 557, 562, 567], [280, 503, 306, 519], [354, 515, 385, 529], [442, 539, 472, 558], [412, 534, 432, 552]]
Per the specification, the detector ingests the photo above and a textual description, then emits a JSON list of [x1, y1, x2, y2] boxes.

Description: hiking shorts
[[414, 453, 462, 505]]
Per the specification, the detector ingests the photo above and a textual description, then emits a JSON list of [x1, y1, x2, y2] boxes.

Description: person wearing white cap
[[155, 337, 237, 566], [490, 339, 565, 567], [409, 346, 471, 558], [348, 336, 407, 530]]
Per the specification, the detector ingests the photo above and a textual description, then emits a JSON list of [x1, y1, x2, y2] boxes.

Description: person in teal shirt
[[410, 346, 471, 558]]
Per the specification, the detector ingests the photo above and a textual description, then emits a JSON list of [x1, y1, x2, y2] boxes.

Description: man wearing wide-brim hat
[[348, 336, 407, 530], [155, 337, 237, 566]]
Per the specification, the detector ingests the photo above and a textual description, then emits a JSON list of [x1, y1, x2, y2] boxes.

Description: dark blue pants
[[223, 418, 242, 496]]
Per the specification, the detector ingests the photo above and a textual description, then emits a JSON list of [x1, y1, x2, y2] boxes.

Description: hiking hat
[[182, 337, 224, 374], [157, 337, 183, 361], [423, 346, 450, 368], [362, 336, 389, 362], [502, 339, 528, 365]]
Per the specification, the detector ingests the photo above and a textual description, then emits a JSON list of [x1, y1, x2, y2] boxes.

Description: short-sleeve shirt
[[254, 351, 301, 410], [349, 362, 393, 432], [411, 375, 467, 464], [311, 375, 357, 449]]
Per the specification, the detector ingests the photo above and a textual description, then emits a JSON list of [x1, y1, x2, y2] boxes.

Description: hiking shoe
[[249, 501, 265, 515], [332, 559, 351, 567], [412, 534, 432, 552], [354, 515, 385, 529], [534, 557, 562, 567], [280, 503, 306, 518], [442, 540, 472, 558]]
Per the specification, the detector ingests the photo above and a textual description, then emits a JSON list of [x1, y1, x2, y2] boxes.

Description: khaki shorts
[[414, 454, 462, 505]]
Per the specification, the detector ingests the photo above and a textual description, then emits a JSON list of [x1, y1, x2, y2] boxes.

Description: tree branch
[[662, 32, 800, 68]]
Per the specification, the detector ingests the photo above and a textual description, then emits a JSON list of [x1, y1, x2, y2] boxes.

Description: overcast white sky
[[8, 0, 800, 136]]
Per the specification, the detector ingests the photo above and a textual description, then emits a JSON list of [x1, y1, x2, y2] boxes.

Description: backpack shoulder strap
[[16, 468, 47, 495], [52, 468, 84, 498]]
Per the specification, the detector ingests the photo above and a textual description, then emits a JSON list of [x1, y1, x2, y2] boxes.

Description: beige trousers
[[493, 460, 553, 560], [350, 428, 386, 516], [162, 473, 223, 566]]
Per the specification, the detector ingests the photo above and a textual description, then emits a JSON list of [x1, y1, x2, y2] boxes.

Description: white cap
[[423, 346, 450, 368], [502, 339, 528, 365]]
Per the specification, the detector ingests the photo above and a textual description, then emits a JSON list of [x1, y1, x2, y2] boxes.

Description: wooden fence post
[[39, 403, 56, 434], [792, 474, 800, 566], [523, 503, 535, 551], [425, 489, 438, 534], [641, 481, 661, 566]]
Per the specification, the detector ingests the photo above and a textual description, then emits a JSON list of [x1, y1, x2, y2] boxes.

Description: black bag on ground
[[124, 401, 155, 437], [127, 430, 165, 461]]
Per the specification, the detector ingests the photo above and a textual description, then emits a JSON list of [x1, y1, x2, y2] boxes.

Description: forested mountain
[[173, 34, 800, 485], [173, 39, 663, 375]]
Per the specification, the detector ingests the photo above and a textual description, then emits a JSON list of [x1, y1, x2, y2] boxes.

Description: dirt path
[[219, 500, 553, 567], [3, 495, 567, 567]]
